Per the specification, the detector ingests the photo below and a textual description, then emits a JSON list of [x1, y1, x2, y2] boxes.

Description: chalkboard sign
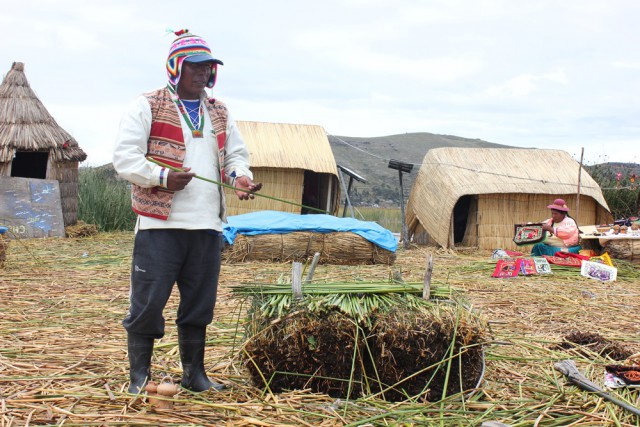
[[0, 177, 65, 239]]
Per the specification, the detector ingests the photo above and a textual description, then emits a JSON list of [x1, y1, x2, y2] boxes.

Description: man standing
[[113, 30, 261, 393]]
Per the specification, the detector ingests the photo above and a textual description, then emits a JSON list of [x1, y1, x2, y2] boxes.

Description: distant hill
[[328, 132, 510, 206]]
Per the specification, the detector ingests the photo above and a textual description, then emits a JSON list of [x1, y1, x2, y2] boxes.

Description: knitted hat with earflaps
[[166, 29, 224, 89]]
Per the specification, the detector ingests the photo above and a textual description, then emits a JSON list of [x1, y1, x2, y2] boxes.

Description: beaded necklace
[[167, 84, 204, 138]]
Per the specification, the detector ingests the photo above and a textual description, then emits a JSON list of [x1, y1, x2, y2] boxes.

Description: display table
[[580, 225, 640, 263]]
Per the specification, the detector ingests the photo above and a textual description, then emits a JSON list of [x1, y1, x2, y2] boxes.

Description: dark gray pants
[[122, 229, 223, 339]]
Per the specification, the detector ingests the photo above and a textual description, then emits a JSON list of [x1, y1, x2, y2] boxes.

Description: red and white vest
[[131, 86, 229, 220]]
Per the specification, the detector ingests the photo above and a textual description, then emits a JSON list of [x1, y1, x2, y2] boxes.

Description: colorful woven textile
[[543, 255, 583, 267], [513, 223, 546, 245]]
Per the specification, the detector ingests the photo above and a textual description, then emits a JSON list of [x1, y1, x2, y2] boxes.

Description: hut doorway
[[11, 151, 48, 179], [302, 170, 334, 214], [453, 195, 473, 244]]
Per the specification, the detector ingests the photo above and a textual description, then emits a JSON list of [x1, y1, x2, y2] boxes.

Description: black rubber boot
[[178, 325, 225, 392], [127, 333, 154, 394]]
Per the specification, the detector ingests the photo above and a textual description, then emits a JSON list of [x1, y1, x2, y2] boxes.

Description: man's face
[[177, 60, 214, 98]]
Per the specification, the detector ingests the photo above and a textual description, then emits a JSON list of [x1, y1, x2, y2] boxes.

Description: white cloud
[[612, 60, 640, 69], [1, 0, 639, 166], [485, 69, 568, 97]]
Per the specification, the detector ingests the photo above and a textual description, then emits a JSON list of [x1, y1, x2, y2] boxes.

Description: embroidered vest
[[131, 86, 229, 221]]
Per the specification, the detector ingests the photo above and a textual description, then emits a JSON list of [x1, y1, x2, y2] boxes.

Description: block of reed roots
[[0, 229, 8, 268]]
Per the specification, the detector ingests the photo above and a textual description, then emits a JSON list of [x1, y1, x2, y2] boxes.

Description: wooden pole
[[337, 168, 355, 218], [304, 252, 321, 284], [292, 262, 303, 300], [555, 359, 640, 417], [576, 147, 584, 223], [399, 170, 409, 249], [342, 177, 355, 217], [449, 214, 455, 249], [423, 254, 433, 300]]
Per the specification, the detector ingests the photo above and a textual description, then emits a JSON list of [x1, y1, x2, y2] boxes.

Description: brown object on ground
[[242, 303, 488, 402], [557, 331, 633, 361], [243, 309, 363, 398], [367, 305, 487, 402], [146, 379, 178, 410], [603, 239, 640, 264], [223, 231, 396, 265], [0, 233, 7, 268], [65, 221, 99, 238]]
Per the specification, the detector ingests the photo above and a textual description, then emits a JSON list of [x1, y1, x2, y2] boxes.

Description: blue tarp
[[223, 210, 398, 252]]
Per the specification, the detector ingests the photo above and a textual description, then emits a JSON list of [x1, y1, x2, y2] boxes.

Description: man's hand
[[166, 168, 196, 191], [234, 176, 262, 200]]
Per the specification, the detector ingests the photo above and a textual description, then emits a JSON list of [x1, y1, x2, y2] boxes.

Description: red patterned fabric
[[543, 255, 582, 267]]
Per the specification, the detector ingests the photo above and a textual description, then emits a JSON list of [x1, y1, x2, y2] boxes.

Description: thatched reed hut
[[224, 121, 340, 215], [0, 62, 87, 226], [406, 147, 612, 250]]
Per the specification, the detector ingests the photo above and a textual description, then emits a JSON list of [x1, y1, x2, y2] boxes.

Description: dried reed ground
[[1, 232, 640, 426]]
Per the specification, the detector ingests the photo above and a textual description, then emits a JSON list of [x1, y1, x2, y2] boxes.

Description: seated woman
[[531, 198, 581, 256]]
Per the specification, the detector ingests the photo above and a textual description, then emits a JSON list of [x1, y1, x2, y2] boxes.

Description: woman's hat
[[547, 198, 570, 212]]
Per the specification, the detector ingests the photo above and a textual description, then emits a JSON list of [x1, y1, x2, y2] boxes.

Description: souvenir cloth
[[491, 249, 510, 259], [543, 255, 583, 267], [604, 365, 640, 388], [513, 223, 546, 245], [581, 260, 617, 282], [533, 257, 552, 274], [518, 258, 537, 275], [492, 259, 519, 278], [492, 257, 537, 278], [492, 249, 525, 259], [554, 251, 591, 261]]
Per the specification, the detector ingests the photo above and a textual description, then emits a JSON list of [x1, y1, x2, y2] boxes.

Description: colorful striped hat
[[166, 29, 224, 89]]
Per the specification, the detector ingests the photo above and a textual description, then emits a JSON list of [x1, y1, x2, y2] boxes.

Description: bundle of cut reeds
[[65, 220, 99, 238], [223, 231, 396, 265], [603, 239, 640, 263], [0, 232, 7, 267]]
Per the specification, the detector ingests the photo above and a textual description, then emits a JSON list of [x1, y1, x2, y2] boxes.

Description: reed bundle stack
[[0, 232, 7, 268], [603, 239, 640, 264], [236, 281, 488, 401], [223, 231, 396, 265]]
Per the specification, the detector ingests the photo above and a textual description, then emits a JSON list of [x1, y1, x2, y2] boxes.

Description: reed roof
[[406, 147, 610, 247], [236, 121, 337, 175], [0, 62, 86, 163]]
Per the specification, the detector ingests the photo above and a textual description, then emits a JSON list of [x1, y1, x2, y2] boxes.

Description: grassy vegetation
[[349, 206, 402, 233], [586, 163, 640, 219], [78, 163, 637, 232], [78, 167, 136, 231]]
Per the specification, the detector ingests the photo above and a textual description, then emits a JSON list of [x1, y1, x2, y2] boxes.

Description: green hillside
[[328, 132, 510, 206]]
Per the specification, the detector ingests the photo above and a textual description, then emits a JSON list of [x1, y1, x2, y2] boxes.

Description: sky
[[2, 0, 639, 168]]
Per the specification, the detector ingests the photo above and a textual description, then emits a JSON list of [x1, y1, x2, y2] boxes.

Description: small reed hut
[[0, 62, 87, 226], [406, 147, 612, 250], [224, 121, 340, 215]]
